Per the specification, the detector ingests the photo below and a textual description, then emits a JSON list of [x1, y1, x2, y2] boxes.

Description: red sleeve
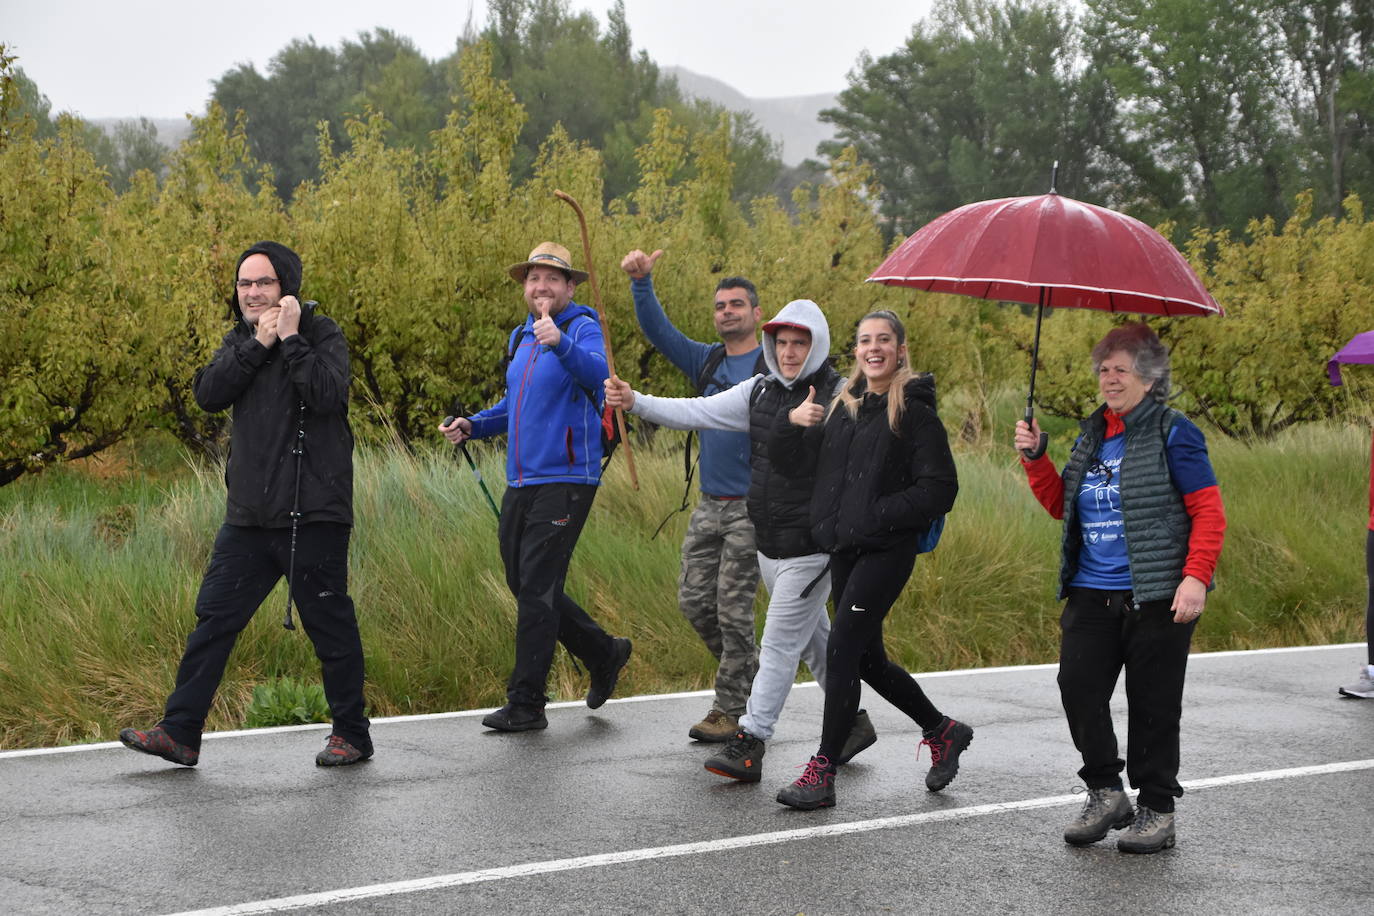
[[1182, 484, 1226, 584], [1020, 453, 1065, 520]]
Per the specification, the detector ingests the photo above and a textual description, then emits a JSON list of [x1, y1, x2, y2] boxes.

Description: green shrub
[[243, 677, 331, 728]]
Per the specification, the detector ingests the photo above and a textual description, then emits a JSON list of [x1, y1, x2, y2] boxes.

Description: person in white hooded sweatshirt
[[605, 299, 878, 781]]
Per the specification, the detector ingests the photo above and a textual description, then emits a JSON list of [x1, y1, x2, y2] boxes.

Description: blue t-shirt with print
[[1069, 417, 1217, 590]]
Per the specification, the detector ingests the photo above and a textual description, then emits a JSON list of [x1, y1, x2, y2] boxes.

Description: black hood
[[228, 241, 303, 322]]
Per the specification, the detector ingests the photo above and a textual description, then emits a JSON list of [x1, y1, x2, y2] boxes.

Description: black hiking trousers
[[1058, 587, 1196, 813], [497, 482, 618, 709], [159, 523, 371, 753]]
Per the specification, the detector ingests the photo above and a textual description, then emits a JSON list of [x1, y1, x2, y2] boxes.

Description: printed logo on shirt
[[850, 605, 867, 612]]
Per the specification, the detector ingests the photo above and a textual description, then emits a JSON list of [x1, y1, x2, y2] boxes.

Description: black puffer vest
[[747, 364, 842, 559], [1059, 398, 1191, 602]]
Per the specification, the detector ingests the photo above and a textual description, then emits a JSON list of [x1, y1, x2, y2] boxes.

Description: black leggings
[[817, 538, 943, 762]]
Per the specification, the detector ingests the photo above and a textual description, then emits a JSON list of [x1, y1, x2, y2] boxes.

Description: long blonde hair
[[829, 310, 912, 434]]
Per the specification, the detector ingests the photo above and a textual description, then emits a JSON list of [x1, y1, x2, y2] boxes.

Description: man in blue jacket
[[440, 242, 631, 731], [620, 248, 763, 742]]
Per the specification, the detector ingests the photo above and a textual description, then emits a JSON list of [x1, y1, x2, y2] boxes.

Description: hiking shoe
[[836, 709, 878, 765], [688, 708, 738, 743], [776, 755, 836, 810], [119, 725, 199, 767], [1338, 665, 1374, 698], [482, 704, 549, 732], [1063, 786, 1134, 846], [1117, 804, 1176, 854], [704, 730, 766, 782], [587, 637, 633, 709], [315, 734, 373, 767], [920, 717, 973, 791]]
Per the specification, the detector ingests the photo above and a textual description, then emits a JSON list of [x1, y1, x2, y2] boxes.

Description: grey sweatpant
[[738, 552, 831, 741]]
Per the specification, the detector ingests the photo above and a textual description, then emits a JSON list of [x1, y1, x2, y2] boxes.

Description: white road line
[[162, 758, 1374, 916], [1, 642, 1361, 761]]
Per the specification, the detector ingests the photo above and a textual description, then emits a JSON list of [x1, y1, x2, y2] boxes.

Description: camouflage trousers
[[679, 496, 761, 717]]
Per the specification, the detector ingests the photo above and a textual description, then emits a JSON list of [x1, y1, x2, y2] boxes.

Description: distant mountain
[[665, 67, 840, 166]]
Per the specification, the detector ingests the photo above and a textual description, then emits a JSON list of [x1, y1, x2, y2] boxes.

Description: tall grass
[[0, 419, 1366, 749]]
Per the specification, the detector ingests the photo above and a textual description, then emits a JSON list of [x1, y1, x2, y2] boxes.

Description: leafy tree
[[1084, 0, 1295, 231], [820, 0, 1102, 238]]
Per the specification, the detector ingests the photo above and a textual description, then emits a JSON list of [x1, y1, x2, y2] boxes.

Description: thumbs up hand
[[789, 385, 825, 427], [532, 301, 561, 348]]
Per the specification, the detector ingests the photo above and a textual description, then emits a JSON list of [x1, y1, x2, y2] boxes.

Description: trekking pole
[[554, 188, 639, 490], [443, 402, 500, 521], [283, 399, 306, 631]]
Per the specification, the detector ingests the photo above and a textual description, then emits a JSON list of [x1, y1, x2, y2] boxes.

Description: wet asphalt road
[[1, 644, 1371, 916]]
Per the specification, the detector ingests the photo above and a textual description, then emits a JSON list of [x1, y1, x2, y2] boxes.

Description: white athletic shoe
[[1338, 665, 1374, 699]]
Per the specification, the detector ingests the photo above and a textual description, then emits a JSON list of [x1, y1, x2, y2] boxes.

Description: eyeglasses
[[236, 277, 280, 290], [1087, 458, 1114, 486]]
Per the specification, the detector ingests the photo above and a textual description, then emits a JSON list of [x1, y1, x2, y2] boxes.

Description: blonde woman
[[770, 310, 970, 810]]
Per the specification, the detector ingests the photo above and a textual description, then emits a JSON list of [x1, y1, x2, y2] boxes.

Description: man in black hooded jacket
[[119, 241, 372, 767]]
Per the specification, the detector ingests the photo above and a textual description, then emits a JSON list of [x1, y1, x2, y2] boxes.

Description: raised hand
[[255, 306, 281, 347], [789, 385, 824, 427], [604, 374, 635, 411], [276, 295, 301, 340], [531, 301, 561, 348], [619, 248, 664, 279]]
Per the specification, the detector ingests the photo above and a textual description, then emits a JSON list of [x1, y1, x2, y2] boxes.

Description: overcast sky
[[5, 0, 934, 120]]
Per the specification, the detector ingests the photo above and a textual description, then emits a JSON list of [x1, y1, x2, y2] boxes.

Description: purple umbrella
[[1328, 330, 1374, 386]]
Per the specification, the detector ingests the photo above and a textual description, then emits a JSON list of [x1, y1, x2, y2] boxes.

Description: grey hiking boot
[[1063, 786, 1134, 846], [1117, 804, 1176, 854], [775, 755, 836, 810], [688, 709, 737, 742], [836, 709, 878, 765], [704, 729, 765, 782], [1339, 665, 1374, 698]]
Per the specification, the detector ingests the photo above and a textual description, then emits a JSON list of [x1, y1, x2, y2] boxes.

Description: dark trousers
[[1058, 587, 1197, 812], [498, 483, 616, 708], [1365, 531, 1373, 665], [818, 538, 943, 761], [160, 523, 370, 753]]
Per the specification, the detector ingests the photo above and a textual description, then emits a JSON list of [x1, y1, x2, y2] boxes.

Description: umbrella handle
[[1020, 407, 1049, 461]]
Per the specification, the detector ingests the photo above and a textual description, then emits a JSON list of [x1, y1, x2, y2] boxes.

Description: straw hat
[[507, 242, 589, 284]]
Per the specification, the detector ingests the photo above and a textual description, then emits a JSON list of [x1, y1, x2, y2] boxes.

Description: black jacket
[[772, 375, 957, 553], [747, 363, 842, 558], [193, 307, 354, 528]]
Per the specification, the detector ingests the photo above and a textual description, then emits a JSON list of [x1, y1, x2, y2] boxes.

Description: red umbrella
[[868, 185, 1222, 456]]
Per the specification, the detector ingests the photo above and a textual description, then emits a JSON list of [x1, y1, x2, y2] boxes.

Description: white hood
[[761, 299, 831, 390]]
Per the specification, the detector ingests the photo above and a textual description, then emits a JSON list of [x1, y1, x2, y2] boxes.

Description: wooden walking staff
[[554, 188, 639, 490]]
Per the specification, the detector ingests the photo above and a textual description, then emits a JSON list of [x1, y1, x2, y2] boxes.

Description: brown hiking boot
[[687, 708, 737, 742]]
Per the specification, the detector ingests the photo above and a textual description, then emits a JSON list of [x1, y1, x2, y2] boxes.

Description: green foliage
[[243, 677, 331, 728], [0, 426, 1363, 750]]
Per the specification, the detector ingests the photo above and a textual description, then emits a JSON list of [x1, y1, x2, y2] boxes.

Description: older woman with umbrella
[[1013, 322, 1226, 853]]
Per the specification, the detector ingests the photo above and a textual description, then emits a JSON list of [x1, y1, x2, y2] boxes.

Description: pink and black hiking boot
[[315, 734, 373, 767], [119, 725, 199, 767], [920, 717, 973, 791], [775, 755, 837, 810]]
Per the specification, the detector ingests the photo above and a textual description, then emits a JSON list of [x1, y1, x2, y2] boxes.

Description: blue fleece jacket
[[467, 302, 608, 487], [631, 275, 758, 497]]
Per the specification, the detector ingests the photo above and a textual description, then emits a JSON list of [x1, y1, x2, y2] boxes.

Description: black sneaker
[[836, 709, 878, 765], [775, 755, 836, 810], [587, 637, 633, 709], [482, 704, 548, 731], [704, 730, 766, 782], [315, 734, 373, 767], [920, 717, 973, 791], [119, 725, 199, 767]]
